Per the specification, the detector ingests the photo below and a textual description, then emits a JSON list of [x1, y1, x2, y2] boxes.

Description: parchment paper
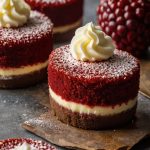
[[22, 95, 150, 150]]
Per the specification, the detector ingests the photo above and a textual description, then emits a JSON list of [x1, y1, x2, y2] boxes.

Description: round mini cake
[[0, 138, 57, 150], [0, 0, 53, 88], [25, 0, 84, 42], [48, 23, 140, 130]]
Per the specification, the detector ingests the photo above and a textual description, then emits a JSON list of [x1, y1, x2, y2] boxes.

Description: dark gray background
[[0, 0, 150, 149]]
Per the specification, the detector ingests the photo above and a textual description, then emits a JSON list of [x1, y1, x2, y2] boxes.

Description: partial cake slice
[[48, 23, 140, 130], [0, 138, 57, 150]]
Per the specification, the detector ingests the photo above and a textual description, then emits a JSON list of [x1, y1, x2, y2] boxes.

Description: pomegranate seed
[[136, 8, 144, 17], [100, 6, 105, 12], [124, 12, 133, 19], [109, 21, 116, 30], [97, 7, 100, 14], [102, 12, 108, 20], [108, 13, 115, 20], [126, 19, 136, 30], [117, 0, 127, 8], [110, 3, 116, 10], [107, 8, 111, 13], [121, 39, 128, 45], [131, 2, 139, 8], [117, 25, 126, 36], [116, 16, 125, 25], [118, 43, 126, 49], [124, 5, 132, 12], [127, 32, 136, 42], [112, 32, 120, 41], [101, 22, 105, 28], [103, 2, 108, 8], [99, 15, 102, 22], [115, 8, 123, 16], [105, 26, 111, 34]]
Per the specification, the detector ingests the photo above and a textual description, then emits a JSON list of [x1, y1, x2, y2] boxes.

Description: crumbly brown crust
[[0, 67, 47, 89], [50, 98, 137, 130]]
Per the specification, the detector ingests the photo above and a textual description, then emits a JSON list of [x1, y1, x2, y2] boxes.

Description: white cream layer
[[49, 87, 137, 116], [53, 18, 82, 34], [0, 60, 48, 77]]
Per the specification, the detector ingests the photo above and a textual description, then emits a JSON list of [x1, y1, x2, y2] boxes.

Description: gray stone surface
[[0, 0, 150, 149]]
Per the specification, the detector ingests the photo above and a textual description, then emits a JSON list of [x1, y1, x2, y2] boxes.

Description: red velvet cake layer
[[25, 0, 84, 27], [48, 45, 140, 106], [0, 11, 53, 68]]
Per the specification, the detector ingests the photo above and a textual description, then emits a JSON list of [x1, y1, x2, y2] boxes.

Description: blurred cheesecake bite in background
[[0, 0, 53, 88], [25, 0, 84, 42]]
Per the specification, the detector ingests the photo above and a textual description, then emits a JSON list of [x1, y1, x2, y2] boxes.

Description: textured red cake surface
[[25, 0, 83, 27], [48, 45, 140, 107], [0, 11, 53, 68], [0, 138, 56, 150]]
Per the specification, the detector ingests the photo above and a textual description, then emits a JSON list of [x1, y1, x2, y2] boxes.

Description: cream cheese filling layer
[[49, 87, 137, 116], [0, 60, 48, 77], [53, 18, 82, 34]]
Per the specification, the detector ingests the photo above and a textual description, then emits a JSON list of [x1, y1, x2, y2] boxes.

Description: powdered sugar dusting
[[49, 45, 139, 81], [0, 11, 53, 48], [27, 0, 74, 5], [0, 138, 56, 150]]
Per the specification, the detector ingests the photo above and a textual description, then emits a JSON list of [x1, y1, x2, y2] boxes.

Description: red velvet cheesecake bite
[[0, 0, 53, 88], [25, 0, 84, 42], [0, 138, 57, 150], [48, 22, 140, 130]]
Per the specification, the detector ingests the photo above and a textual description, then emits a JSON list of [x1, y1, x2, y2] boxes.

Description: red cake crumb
[[48, 45, 140, 106], [25, 0, 83, 27], [0, 138, 57, 150], [0, 11, 53, 68]]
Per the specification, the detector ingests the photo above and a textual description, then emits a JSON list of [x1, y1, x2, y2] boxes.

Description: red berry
[[108, 13, 115, 20], [126, 19, 136, 30], [124, 5, 132, 12], [136, 8, 144, 17], [115, 8, 123, 16], [109, 21, 116, 30], [127, 32, 136, 42], [116, 16, 125, 24], [112, 32, 119, 42], [124, 12, 133, 19], [117, 25, 126, 36]]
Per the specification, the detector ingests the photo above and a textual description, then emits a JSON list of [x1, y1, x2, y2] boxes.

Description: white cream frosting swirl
[[70, 22, 115, 62], [0, 0, 31, 28]]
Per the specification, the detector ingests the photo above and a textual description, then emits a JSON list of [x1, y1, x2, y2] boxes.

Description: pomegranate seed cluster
[[97, 0, 150, 57]]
